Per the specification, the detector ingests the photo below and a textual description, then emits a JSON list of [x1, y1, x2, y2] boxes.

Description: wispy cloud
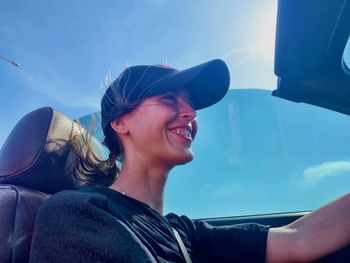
[[302, 161, 350, 185], [19, 57, 100, 110], [222, 46, 264, 61], [221, 42, 276, 89], [222, 3, 276, 63], [23, 72, 100, 109], [200, 182, 243, 198]]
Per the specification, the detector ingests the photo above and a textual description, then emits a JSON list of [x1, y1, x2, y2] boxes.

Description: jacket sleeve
[[167, 213, 270, 263], [29, 191, 156, 263]]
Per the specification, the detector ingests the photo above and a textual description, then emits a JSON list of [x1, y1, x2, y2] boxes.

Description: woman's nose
[[179, 99, 196, 120]]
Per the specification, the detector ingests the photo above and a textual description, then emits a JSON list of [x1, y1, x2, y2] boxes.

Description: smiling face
[[113, 88, 198, 170]]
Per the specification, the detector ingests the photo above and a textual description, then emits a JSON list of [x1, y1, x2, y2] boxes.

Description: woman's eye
[[162, 95, 177, 104]]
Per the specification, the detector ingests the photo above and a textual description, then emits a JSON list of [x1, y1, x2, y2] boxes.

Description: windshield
[[78, 89, 350, 218], [167, 89, 350, 218], [2, 0, 350, 219]]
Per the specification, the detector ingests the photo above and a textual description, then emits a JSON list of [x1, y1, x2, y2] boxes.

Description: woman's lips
[[169, 126, 193, 140]]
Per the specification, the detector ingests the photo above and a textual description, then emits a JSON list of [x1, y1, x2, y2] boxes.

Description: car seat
[[0, 107, 102, 263]]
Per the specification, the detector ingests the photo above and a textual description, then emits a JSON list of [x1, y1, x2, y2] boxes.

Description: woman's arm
[[266, 192, 350, 263]]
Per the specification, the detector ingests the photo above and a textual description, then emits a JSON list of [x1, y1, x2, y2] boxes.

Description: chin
[[173, 151, 194, 166]]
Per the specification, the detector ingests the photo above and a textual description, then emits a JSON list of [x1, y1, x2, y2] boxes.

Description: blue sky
[[2, 1, 350, 218], [0, 0, 277, 145]]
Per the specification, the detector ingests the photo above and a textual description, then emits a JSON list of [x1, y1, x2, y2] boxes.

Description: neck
[[109, 161, 170, 214]]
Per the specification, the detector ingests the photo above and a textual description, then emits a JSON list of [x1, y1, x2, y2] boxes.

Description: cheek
[[124, 113, 148, 138], [128, 107, 178, 138], [128, 115, 162, 140]]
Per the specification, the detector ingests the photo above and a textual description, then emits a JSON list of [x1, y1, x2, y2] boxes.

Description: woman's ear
[[110, 117, 129, 135]]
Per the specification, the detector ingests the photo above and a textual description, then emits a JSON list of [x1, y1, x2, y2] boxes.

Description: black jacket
[[30, 185, 269, 262]]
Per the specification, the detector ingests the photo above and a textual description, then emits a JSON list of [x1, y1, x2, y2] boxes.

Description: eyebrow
[[156, 90, 195, 108], [160, 91, 177, 96]]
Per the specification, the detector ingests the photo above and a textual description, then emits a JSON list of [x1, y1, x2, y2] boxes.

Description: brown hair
[[70, 115, 124, 187]]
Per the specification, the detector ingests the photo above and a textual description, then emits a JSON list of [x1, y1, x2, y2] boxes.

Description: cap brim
[[147, 59, 230, 110]]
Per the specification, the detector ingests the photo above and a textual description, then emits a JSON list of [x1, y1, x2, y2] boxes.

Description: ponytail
[[71, 116, 123, 187]]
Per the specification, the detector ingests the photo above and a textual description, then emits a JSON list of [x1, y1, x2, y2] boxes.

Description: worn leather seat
[[0, 107, 101, 263]]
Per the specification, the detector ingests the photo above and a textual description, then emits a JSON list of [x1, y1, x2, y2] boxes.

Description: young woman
[[30, 59, 350, 262]]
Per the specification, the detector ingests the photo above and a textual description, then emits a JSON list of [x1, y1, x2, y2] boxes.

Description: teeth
[[172, 128, 192, 138]]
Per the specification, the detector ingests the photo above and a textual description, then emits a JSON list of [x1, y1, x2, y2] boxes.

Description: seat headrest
[[0, 107, 103, 194]]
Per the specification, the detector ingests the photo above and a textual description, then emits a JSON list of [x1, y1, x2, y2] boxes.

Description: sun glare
[[227, 1, 278, 90], [253, 4, 277, 62]]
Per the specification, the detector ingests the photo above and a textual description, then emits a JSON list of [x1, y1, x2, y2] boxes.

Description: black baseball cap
[[101, 59, 230, 130]]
